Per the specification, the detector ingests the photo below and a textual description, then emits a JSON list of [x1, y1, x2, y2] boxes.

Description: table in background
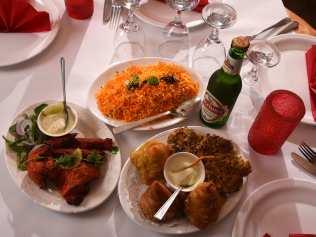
[[283, 0, 316, 36], [0, 0, 315, 237]]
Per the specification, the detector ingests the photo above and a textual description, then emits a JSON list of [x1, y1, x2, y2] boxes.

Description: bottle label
[[201, 90, 229, 123], [222, 53, 242, 75]]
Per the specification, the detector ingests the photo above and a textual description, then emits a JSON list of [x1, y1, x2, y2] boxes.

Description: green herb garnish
[[3, 136, 32, 171], [126, 75, 140, 90], [28, 104, 48, 144], [85, 151, 105, 167], [111, 146, 119, 155], [55, 155, 77, 169], [54, 148, 82, 169], [34, 104, 48, 117], [146, 76, 159, 86], [17, 151, 28, 170], [36, 156, 47, 161], [9, 124, 17, 137]]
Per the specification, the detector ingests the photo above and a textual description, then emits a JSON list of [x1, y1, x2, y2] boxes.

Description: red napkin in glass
[[0, 0, 51, 33], [156, 0, 209, 13], [306, 45, 316, 121]]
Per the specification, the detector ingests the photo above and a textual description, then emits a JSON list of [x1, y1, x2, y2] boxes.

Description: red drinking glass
[[65, 0, 94, 20], [248, 90, 305, 155]]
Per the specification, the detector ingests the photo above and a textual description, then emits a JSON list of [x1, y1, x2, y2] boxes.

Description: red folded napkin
[[289, 235, 316, 237], [157, 0, 209, 13], [0, 0, 51, 33], [192, 0, 208, 13], [263, 234, 316, 237], [306, 45, 316, 121]]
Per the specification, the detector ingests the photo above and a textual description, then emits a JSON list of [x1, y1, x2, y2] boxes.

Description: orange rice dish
[[95, 62, 199, 122]]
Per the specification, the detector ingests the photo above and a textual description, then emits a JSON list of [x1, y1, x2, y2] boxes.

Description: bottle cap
[[232, 36, 250, 50]]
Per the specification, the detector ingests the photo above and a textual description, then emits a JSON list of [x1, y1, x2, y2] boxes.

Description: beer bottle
[[200, 36, 250, 128]]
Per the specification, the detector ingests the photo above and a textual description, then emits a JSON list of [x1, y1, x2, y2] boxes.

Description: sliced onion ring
[[16, 119, 32, 136]]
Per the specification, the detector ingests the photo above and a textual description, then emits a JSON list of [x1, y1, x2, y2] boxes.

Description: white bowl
[[163, 152, 205, 192], [87, 57, 203, 131], [37, 102, 78, 137]]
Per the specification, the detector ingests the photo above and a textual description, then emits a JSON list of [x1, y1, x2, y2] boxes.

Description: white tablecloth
[[0, 0, 316, 236]]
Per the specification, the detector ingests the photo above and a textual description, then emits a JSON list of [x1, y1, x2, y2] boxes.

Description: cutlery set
[[103, 0, 122, 30], [292, 142, 316, 175]]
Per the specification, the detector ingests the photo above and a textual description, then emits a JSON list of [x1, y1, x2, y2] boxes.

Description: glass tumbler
[[65, 0, 94, 19], [248, 90, 305, 155]]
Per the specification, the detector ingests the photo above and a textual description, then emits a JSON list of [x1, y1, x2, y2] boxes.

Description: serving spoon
[[154, 169, 203, 221], [171, 156, 214, 173], [154, 186, 183, 221], [248, 20, 299, 41], [112, 97, 201, 134], [60, 57, 69, 129]]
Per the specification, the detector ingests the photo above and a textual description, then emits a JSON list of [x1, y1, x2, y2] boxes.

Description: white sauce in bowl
[[164, 152, 205, 192]]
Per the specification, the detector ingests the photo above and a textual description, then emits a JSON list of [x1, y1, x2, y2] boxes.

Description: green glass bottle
[[200, 36, 250, 128]]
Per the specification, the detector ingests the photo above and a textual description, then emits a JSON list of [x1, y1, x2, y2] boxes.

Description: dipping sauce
[[164, 152, 205, 192], [38, 102, 77, 136]]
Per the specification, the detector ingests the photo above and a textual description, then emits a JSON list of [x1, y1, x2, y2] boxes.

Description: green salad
[[3, 103, 48, 170]]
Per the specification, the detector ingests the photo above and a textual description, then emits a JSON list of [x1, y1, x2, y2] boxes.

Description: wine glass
[[158, 0, 199, 65], [242, 40, 280, 85], [112, 0, 145, 63], [192, 2, 237, 78]]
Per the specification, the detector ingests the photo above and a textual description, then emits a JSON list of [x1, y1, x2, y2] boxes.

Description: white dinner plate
[[87, 57, 203, 131], [232, 178, 316, 237], [4, 101, 121, 213], [0, 0, 62, 67], [135, 0, 204, 29], [258, 34, 316, 125], [118, 126, 248, 234]]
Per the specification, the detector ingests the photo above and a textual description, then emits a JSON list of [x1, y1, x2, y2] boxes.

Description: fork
[[299, 142, 316, 163], [109, 0, 122, 30]]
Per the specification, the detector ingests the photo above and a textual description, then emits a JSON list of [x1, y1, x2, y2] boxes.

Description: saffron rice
[[96, 62, 199, 122]]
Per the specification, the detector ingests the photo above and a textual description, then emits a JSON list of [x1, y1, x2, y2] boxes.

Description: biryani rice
[[96, 62, 199, 122]]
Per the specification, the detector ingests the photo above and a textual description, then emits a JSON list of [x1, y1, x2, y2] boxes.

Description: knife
[[112, 97, 201, 134], [248, 17, 292, 40], [291, 152, 316, 175], [186, 19, 204, 28], [103, 0, 112, 24]]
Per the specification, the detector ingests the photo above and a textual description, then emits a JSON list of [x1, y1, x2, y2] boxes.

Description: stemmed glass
[[192, 2, 237, 78], [158, 0, 199, 65], [242, 40, 281, 85], [112, 0, 145, 63]]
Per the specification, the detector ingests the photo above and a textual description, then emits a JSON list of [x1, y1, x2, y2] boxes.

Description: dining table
[[0, 0, 316, 236]]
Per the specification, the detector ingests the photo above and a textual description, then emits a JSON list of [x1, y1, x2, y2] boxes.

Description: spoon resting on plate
[[154, 173, 195, 221]]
